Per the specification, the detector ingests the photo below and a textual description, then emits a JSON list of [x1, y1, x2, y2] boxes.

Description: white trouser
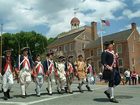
[[57, 75, 66, 91], [47, 71, 55, 94], [19, 69, 31, 95], [2, 70, 14, 92], [36, 74, 44, 95]]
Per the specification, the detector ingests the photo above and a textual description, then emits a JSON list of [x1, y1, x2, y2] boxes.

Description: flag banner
[[101, 20, 110, 26]]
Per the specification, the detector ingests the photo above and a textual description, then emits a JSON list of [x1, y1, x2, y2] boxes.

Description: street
[[0, 81, 140, 105]]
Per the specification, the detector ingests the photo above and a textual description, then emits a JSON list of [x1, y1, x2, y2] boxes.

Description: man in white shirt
[[124, 69, 131, 85]]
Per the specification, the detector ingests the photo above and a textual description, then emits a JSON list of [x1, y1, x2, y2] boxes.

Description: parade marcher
[[65, 55, 75, 94], [34, 54, 44, 97], [15, 47, 34, 98], [124, 68, 131, 85], [56, 55, 66, 94], [75, 55, 91, 93], [86, 58, 95, 87], [43, 52, 57, 95], [1, 48, 14, 100], [101, 41, 120, 103]]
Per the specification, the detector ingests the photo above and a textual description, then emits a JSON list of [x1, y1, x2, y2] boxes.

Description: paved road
[[0, 81, 139, 105]]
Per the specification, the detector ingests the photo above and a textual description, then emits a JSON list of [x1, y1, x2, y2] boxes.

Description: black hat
[[46, 52, 54, 57], [78, 54, 83, 58], [103, 40, 114, 47], [68, 55, 73, 59], [21, 47, 29, 52], [4, 48, 13, 53], [59, 55, 65, 59]]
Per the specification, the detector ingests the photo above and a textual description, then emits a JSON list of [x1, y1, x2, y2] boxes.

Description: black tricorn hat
[[68, 55, 73, 59], [4, 48, 13, 53], [78, 54, 83, 58], [103, 40, 114, 47], [46, 52, 54, 57], [21, 47, 30, 52]]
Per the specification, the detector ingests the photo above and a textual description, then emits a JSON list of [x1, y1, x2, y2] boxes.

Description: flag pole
[[100, 20, 103, 52]]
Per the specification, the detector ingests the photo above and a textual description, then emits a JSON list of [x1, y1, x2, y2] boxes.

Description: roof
[[85, 29, 132, 49], [48, 27, 86, 48], [71, 17, 80, 24]]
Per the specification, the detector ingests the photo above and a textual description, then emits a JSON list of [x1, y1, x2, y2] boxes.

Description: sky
[[0, 0, 140, 38]]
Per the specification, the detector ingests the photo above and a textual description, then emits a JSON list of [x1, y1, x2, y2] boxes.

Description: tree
[[1, 31, 48, 60]]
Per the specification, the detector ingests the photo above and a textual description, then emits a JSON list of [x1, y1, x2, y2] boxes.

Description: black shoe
[[37, 95, 41, 97], [21, 95, 26, 98], [69, 91, 73, 94], [86, 85, 92, 92], [46, 88, 49, 93], [57, 90, 63, 94], [104, 91, 110, 99], [77, 86, 83, 93], [110, 98, 119, 103], [35, 89, 38, 95], [3, 92, 8, 100], [6, 89, 11, 99], [65, 87, 68, 93]]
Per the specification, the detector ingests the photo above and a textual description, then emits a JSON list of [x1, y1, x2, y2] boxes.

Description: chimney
[[131, 22, 137, 31], [91, 21, 98, 40]]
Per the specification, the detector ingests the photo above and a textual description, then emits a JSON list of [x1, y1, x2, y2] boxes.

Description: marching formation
[[0, 47, 95, 100], [0, 40, 121, 103]]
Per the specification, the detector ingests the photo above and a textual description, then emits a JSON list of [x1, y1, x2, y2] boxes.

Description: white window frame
[[97, 48, 101, 56]]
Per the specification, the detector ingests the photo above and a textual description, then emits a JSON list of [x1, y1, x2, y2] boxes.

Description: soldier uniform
[[1, 49, 14, 100], [101, 41, 119, 103], [75, 55, 90, 93], [65, 56, 75, 94], [34, 55, 44, 97], [43, 53, 56, 95], [56, 56, 66, 94], [15, 47, 34, 98]]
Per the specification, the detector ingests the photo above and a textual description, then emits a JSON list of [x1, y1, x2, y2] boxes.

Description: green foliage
[[47, 37, 56, 45], [1, 31, 48, 59]]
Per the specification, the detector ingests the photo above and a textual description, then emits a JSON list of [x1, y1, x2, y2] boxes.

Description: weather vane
[[74, 8, 79, 17]]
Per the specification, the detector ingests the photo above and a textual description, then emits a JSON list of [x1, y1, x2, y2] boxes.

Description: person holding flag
[[15, 47, 34, 98]]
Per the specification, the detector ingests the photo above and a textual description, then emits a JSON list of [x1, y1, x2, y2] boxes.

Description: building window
[[132, 58, 135, 65], [90, 50, 93, 56], [59, 46, 62, 51], [97, 48, 101, 56], [132, 43, 134, 52], [70, 43, 74, 51], [118, 58, 123, 67], [82, 43, 85, 49], [116, 44, 122, 54], [64, 44, 69, 52]]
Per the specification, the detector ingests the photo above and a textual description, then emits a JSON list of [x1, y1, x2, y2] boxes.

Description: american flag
[[101, 20, 110, 26]]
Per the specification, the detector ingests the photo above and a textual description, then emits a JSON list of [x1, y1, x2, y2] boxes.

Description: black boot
[[77, 84, 83, 93], [7, 89, 11, 99], [86, 85, 92, 92], [3, 92, 8, 100]]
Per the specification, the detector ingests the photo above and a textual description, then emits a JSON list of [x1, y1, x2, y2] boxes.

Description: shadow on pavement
[[93, 98, 110, 102], [115, 95, 133, 99]]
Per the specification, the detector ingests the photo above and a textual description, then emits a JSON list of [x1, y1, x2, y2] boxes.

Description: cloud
[[123, 9, 140, 19], [0, 0, 127, 37], [133, 0, 140, 4]]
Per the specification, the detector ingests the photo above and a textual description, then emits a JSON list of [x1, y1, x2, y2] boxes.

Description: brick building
[[47, 17, 96, 60], [84, 23, 140, 74], [48, 17, 140, 74]]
